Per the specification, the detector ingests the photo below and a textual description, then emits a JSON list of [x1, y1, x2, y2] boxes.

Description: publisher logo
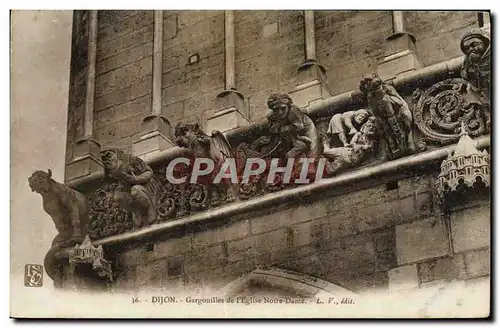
[[24, 264, 43, 287]]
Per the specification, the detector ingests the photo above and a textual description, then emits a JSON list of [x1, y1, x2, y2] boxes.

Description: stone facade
[[44, 10, 490, 304], [65, 10, 480, 158]]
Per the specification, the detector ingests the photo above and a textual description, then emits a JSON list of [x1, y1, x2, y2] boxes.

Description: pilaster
[[377, 11, 423, 81], [289, 11, 332, 109], [65, 10, 104, 182], [132, 10, 175, 156], [205, 11, 251, 133]]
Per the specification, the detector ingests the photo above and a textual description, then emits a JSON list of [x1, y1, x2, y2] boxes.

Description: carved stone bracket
[[69, 235, 113, 282], [412, 78, 489, 145], [434, 125, 490, 209]]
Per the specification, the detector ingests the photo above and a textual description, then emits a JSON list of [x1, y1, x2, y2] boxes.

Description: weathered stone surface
[[373, 228, 398, 271], [96, 95, 151, 129], [154, 234, 193, 259], [134, 259, 167, 287], [204, 107, 250, 134], [464, 249, 490, 278], [95, 56, 152, 97], [388, 264, 419, 291], [395, 217, 450, 265], [320, 234, 376, 275], [184, 243, 227, 274], [94, 77, 151, 112], [227, 236, 256, 263], [96, 24, 154, 62], [332, 271, 388, 293], [262, 22, 278, 38], [377, 50, 423, 81], [404, 11, 477, 66], [163, 14, 178, 40], [65, 155, 104, 182], [96, 42, 153, 75], [98, 11, 153, 43], [451, 205, 490, 253], [132, 132, 175, 157], [418, 255, 466, 283], [249, 202, 327, 235], [191, 219, 251, 249]]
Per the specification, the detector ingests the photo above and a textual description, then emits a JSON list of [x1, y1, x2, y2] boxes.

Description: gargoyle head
[[359, 73, 384, 100], [28, 169, 53, 193], [101, 148, 124, 173], [461, 28, 490, 62], [267, 93, 293, 121], [174, 122, 202, 148]]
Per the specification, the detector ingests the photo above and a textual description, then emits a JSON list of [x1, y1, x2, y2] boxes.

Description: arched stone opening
[[221, 267, 356, 299]]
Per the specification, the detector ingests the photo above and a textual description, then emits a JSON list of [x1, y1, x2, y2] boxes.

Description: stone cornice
[[55, 134, 489, 260]]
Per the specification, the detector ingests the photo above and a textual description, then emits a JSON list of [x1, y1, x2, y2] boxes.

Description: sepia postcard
[[10, 9, 491, 318]]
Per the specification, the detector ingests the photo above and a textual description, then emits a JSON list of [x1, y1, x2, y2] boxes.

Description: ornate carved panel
[[412, 78, 489, 145]]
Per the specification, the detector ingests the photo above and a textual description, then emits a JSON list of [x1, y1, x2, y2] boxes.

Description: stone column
[[289, 10, 332, 110], [65, 10, 104, 182], [377, 11, 423, 81], [132, 10, 175, 157], [204, 10, 250, 134]]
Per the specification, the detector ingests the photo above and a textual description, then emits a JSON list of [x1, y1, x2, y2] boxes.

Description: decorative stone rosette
[[412, 78, 489, 145]]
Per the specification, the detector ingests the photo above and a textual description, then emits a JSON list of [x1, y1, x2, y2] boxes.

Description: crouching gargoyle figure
[[29, 169, 89, 287], [28, 169, 89, 247]]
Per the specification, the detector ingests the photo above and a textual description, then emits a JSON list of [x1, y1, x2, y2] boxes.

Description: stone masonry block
[[204, 107, 250, 134], [184, 244, 227, 274], [377, 50, 423, 82], [388, 264, 419, 291], [397, 175, 433, 199], [227, 236, 256, 263], [94, 77, 151, 112], [320, 238, 376, 275], [249, 202, 327, 235], [395, 217, 450, 265], [135, 259, 167, 288], [131, 131, 176, 157], [451, 205, 490, 253], [96, 42, 153, 76], [383, 33, 417, 57], [191, 219, 251, 249], [418, 255, 466, 283], [252, 229, 290, 259], [163, 14, 178, 40], [65, 154, 104, 182], [154, 234, 193, 259], [332, 271, 389, 293], [97, 11, 154, 44], [464, 249, 490, 278], [138, 115, 173, 138], [96, 24, 154, 63], [249, 208, 294, 235], [289, 80, 331, 109], [95, 56, 152, 96], [323, 184, 399, 214]]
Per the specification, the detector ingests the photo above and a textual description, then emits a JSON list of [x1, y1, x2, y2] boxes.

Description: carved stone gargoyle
[[174, 122, 238, 208], [100, 148, 174, 228], [460, 28, 490, 105], [29, 169, 89, 286], [460, 28, 491, 128], [359, 74, 416, 160], [29, 169, 89, 246]]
